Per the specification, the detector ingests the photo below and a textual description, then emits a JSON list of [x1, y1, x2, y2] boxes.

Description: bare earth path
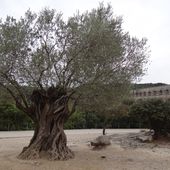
[[0, 129, 170, 170]]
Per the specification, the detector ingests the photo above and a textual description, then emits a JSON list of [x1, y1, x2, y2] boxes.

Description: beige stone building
[[132, 85, 170, 100]]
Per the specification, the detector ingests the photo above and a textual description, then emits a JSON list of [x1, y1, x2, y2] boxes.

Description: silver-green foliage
[[0, 4, 149, 112]]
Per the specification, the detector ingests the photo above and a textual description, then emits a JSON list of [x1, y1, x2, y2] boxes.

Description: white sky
[[0, 0, 170, 84]]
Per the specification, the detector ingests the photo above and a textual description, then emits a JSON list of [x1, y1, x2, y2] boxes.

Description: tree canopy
[[0, 4, 148, 111]]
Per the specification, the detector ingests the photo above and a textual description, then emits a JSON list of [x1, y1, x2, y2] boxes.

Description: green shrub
[[129, 99, 170, 138], [0, 103, 33, 130], [64, 111, 86, 129]]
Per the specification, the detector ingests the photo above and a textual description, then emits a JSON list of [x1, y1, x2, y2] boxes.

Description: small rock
[[126, 158, 133, 162], [137, 135, 153, 142], [140, 129, 147, 133], [33, 161, 40, 166], [101, 155, 106, 159], [91, 135, 111, 147]]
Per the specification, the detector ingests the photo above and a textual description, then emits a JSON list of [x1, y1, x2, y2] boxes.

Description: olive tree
[[0, 4, 149, 160]]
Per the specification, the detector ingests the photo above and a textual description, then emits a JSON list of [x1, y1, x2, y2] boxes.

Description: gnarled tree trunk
[[18, 87, 74, 160]]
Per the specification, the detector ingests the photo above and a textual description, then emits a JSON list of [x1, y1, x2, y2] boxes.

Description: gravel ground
[[0, 129, 170, 170]]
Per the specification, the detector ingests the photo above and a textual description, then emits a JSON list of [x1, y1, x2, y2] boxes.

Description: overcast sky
[[1, 0, 170, 84]]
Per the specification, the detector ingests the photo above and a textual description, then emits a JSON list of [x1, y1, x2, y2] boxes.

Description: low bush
[[129, 99, 170, 138]]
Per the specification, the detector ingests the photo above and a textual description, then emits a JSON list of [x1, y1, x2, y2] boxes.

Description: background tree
[[0, 4, 149, 160], [78, 82, 136, 135], [0, 103, 32, 130], [129, 99, 170, 138]]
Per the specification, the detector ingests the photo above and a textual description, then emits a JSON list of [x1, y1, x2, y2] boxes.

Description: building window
[[143, 92, 146, 96], [165, 89, 169, 95], [159, 90, 163, 95], [153, 91, 157, 96], [148, 91, 151, 96]]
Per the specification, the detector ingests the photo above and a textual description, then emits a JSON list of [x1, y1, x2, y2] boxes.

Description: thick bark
[[18, 87, 74, 160]]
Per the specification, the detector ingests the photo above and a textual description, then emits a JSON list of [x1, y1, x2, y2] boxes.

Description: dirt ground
[[0, 129, 170, 170]]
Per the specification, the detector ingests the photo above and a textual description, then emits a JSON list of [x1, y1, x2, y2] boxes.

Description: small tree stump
[[91, 135, 111, 149]]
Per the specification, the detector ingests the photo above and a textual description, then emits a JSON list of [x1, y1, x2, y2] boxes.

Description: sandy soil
[[0, 129, 170, 170]]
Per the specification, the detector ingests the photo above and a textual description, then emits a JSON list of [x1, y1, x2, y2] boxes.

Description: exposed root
[[47, 147, 74, 160], [18, 145, 74, 160], [18, 147, 40, 160]]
